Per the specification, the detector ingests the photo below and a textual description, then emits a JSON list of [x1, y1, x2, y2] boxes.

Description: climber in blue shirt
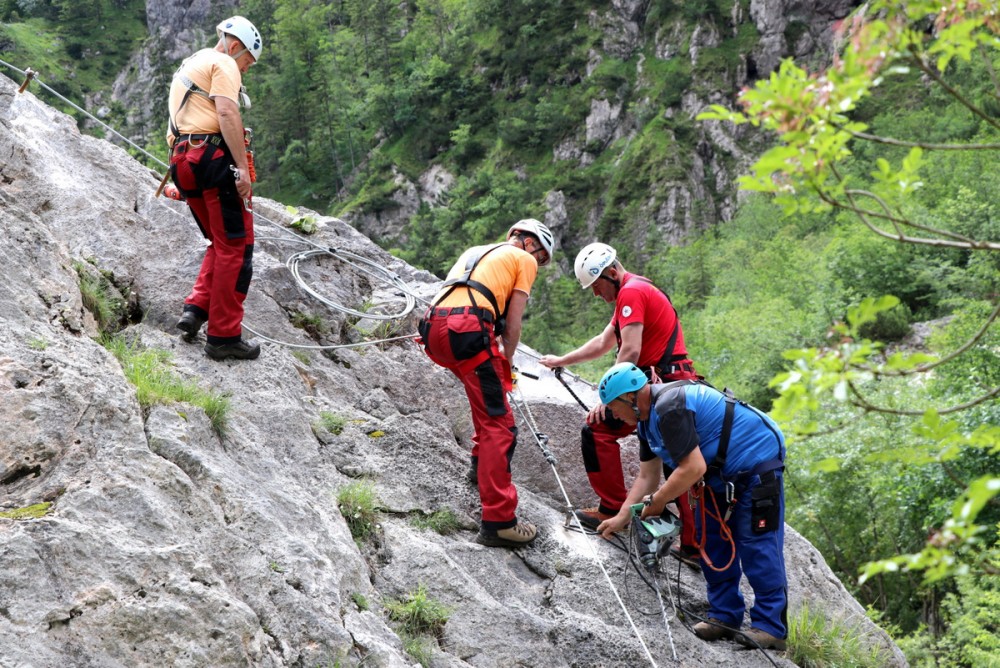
[[594, 362, 788, 651]]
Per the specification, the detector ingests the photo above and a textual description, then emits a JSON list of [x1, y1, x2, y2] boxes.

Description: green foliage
[[0, 502, 52, 520], [786, 604, 890, 667], [410, 509, 461, 535], [0, 1, 147, 123], [74, 261, 125, 334], [351, 592, 369, 611], [101, 334, 231, 436], [336, 480, 380, 542], [285, 205, 318, 234], [384, 583, 451, 638], [314, 411, 348, 436]]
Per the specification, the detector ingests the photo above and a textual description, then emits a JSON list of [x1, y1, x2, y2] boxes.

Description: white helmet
[[217, 16, 263, 63], [574, 242, 617, 288], [507, 218, 554, 266]]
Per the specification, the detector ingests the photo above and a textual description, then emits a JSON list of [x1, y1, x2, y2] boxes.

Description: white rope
[[508, 388, 659, 668]]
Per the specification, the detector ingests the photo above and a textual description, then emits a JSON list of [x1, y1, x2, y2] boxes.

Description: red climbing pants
[[418, 307, 519, 530], [170, 138, 254, 344]]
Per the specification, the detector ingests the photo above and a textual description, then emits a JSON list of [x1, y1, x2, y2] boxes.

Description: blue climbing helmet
[[598, 362, 648, 405]]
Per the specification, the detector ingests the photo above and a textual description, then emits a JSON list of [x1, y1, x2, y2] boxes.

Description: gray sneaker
[[204, 339, 261, 361], [476, 521, 537, 548]]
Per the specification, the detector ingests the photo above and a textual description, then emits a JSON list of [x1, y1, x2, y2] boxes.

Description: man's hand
[[538, 354, 563, 369], [234, 167, 251, 199], [585, 403, 609, 425], [597, 511, 630, 539]]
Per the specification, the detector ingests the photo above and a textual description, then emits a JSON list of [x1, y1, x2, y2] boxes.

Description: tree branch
[[909, 46, 1000, 133], [836, 124, 1000, 151], [863, 300, 1000, 376], [847, 379, 1000, 416]]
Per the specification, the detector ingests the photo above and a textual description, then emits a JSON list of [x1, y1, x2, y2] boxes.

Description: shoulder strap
[[705, 388, 738, 481], [168, 69, 213, 143], [434, 243, 505, 317]]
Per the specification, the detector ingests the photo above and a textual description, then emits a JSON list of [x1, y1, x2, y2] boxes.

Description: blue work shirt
[[637, 381, 785, 490]]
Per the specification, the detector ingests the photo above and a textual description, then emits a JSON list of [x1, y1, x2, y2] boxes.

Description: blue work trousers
[[697, 472, 787, 639]]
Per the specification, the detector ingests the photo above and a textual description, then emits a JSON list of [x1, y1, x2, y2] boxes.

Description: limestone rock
[[0, 72, 905, 667]]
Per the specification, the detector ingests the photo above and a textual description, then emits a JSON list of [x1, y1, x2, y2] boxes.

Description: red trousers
[[170, 140, 254, 344], [583, 410, 697, 550], [419, 308, 519, 530]]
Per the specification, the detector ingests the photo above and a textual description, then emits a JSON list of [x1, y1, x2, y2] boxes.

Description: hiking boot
[[693, 619, 736, 642], [466, 456, 478, 487], [736, 627, 787, 651], [476, 521, 537, 548], [176, 310, 207, 342], [670, 543, 702, 569], [204, 339, 261, 361], [573, 506, 614, 531]]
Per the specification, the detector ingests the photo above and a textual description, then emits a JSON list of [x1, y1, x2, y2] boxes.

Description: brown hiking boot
[[573, 506, 614, 531], [736, 627, 787, 651], [476, 521, 537, 548], [693, 619, 736, 641]]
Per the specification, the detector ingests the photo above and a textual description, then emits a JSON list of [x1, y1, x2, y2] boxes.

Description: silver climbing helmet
[[507, 219, 554, 266]]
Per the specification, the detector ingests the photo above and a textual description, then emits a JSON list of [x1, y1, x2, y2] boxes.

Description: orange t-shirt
[[434, 244, 538, 318], [166, 48, 242, 144]]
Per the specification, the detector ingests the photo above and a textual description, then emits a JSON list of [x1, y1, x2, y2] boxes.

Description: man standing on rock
[[167, 16, 262, 361], [595, 363, 788, 651], [418, 220, 554, 548], [538, 243, 703, 567]]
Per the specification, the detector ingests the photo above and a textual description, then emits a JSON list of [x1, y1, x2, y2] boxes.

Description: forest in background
[[1, 1, 998, 665]]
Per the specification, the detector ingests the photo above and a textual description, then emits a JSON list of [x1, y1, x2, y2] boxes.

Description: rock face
[[0, 73, 905, 667]]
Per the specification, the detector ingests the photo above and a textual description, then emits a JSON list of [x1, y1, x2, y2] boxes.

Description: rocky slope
[[0, 73, 904, 667]]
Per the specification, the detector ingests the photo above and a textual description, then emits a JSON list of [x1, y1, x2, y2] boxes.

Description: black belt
[[653, 361, 693, 376], [428, 306, 494, 322], [173, 134, 223, 151]]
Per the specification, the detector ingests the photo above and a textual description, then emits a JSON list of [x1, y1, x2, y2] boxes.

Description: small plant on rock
[[315, 411, 348, 436], [336, 480, 380, 542], [786, 604, 889, 668], [411, 509, 461, 536], [385, 583, 451, 638]]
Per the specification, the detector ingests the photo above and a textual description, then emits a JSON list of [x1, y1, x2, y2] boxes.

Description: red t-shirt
[[611, 272, 690, 369]]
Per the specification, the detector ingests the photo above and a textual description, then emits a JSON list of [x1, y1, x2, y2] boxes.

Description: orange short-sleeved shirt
[[434, 244, 538, 318], [166, 48, 242, 144]]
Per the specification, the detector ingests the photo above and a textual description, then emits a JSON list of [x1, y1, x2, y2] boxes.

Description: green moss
[[0, 502, 52, 520]]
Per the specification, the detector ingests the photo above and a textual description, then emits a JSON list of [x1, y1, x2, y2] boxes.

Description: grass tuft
[[336, 480, 380, 542], [787, 604, 890, 668], [314, 411, 348, 436], [101, 334, 231, 436], [411, 509, 461, 536], [385, 583, 451, 638], [0, 502, 52, 520]]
